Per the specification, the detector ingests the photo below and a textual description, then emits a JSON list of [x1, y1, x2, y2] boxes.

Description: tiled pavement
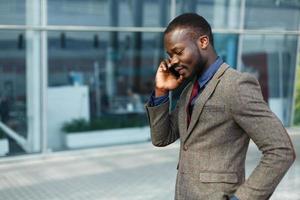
[[0, 131, 299, 200]]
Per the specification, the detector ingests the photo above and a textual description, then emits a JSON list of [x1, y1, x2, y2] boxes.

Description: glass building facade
[[0, 0, 299, 157]]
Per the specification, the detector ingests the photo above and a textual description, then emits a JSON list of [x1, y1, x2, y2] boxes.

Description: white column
[[25, 0, 42, 152], [41, 0, 49, 153]]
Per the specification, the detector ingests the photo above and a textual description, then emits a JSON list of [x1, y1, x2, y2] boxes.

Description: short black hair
[[164, 13, 214, 47]]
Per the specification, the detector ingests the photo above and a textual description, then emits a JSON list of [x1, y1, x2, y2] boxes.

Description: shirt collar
[[198, 56, 223, 89]]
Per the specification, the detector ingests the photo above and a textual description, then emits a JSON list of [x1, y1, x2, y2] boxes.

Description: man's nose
[[170, 56, 179, 65]]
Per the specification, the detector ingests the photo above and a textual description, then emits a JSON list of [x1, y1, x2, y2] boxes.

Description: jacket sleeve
[[231, 73, 296, 200], [145, 100, 180, 147]]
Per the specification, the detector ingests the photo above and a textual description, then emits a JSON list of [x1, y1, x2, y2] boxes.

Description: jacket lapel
[[182, 63, 230, 144]]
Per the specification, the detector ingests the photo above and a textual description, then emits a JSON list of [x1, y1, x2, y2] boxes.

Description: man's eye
[[176, 50, 183, 55]]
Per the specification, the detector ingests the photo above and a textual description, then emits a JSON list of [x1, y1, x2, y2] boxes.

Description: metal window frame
[[40, 0, 48, 154], [0, 24, 300, 35]]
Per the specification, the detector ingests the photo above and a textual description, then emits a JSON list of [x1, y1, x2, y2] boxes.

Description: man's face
[[164, 28, 205, 79]]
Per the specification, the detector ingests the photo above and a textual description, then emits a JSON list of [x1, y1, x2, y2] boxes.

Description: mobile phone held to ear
[[169, 64, 180, 78]]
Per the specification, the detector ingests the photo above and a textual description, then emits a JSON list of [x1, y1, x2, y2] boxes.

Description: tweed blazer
[[145, 63, 295, 200]]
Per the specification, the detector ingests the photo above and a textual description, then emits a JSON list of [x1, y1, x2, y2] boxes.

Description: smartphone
[[169, 64, 180, 78]]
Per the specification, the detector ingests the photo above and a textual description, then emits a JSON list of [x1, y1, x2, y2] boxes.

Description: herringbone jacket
[[145, 63, 295, 200]]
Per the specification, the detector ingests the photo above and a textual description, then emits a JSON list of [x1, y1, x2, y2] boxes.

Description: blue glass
[[0, 1, 26, 25], [0, 31, 27, 156], [245, 0, 300, 30], [214, 34, 238, 68], [47, 31, 165, 150], [48, 0, 170, 27], [240, 34, 298, 126], [176, 0, 241, 29]]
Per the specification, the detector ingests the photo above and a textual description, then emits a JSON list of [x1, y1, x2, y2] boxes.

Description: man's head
[[164, 13, 216, 79], [165, 13, 214, 47]]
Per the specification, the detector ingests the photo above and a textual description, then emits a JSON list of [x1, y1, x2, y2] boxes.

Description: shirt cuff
[[148, 91, 169, 106]]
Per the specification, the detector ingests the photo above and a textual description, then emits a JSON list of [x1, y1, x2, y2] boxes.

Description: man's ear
[[198, 35, 209, 49]]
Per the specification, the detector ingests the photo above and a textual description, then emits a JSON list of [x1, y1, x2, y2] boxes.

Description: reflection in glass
[[48, 0, 170, 27], [240, 35, 298, 126], [0, 1, 25, 25], [176, 0, 241, 29], [48, 31, 163, 150], [245, 0, 300, 30], [214, 34, 238, 67], [0, 0, 298, 157], [0, 31, 27, 155]]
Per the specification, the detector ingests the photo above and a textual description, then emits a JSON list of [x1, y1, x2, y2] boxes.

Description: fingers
[[159, 59, 171, 72], [165, 58, 172, 69], [177, 75, 184, 84]]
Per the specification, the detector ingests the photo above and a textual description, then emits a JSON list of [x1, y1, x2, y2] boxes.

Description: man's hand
[[155, 59, 184, 97]]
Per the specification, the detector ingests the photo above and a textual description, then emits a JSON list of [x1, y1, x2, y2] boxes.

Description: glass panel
[[48, 0, 170, 27], [47, 31, 163, 151], [240, 35, 298, 126], [245, 0, 300, 30], [0, 31, 27, 156], [176, 0, 241, 29], [0, 0, 26, 25], [293, 39, 300, 125], [214, 34, 238, 68]]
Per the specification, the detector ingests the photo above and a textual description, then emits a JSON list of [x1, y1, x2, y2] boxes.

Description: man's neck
[[198, 53, 218, 77], [205, 52, 218, 70]]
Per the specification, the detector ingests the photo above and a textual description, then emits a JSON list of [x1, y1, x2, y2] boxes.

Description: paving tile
[[0, 134, 299, 200]]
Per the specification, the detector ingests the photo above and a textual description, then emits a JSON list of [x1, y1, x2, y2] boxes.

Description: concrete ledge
[[65, 126, 151, 149], [286, 127, 300, 135]]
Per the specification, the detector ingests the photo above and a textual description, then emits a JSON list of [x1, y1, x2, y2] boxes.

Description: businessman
[[145, 13, 295, 200]]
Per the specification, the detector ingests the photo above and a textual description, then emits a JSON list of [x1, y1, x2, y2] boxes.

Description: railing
[[0, 121, 30, 152]]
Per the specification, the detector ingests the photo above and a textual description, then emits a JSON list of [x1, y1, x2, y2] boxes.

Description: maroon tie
[[186, 80, 200, 128]]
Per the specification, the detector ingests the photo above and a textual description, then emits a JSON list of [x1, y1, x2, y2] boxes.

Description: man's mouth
[[175, 65, 186, 74]]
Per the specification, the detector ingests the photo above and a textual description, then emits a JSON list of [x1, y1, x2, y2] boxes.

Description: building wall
[[0, 0, 299, 157]]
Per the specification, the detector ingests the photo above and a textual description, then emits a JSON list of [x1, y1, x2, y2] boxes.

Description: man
[[145, 13, 295, 200]]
